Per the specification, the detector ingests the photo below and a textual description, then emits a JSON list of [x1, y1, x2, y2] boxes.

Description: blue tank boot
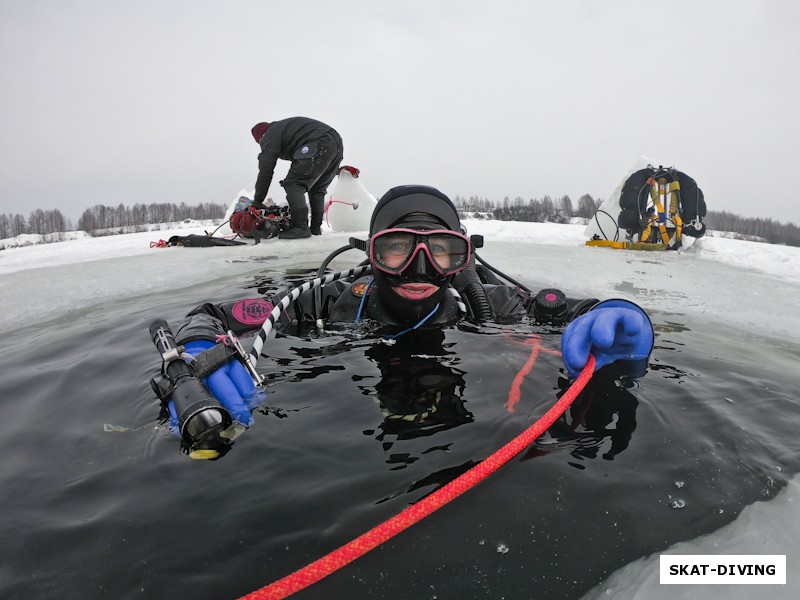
[[179, 340, 260, 427], [149, 320, 234, 458], [150, 320, 264, 459]]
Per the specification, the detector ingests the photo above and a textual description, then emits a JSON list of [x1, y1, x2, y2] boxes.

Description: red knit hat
[[251, 122, 270, 143]]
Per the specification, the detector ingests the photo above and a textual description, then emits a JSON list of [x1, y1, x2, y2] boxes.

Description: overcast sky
[[1, 0, 798, 223]]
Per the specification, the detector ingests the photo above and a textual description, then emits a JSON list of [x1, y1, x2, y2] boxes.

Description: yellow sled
[[585, 239, 668, 251]]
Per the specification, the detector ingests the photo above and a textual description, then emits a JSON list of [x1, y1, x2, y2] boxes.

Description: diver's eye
[[376, 234, 414, 256], [387, 241, 411, 254]]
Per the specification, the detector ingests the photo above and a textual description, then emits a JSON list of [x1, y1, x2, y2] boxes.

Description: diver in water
[[150, 185, 654, 457]]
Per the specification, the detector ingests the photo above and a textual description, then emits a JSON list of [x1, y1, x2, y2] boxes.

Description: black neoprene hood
[[370, 185, 461, 235]]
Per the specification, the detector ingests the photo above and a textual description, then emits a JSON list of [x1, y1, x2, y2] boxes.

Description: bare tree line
[[0, 201, 226, 240], [455, 194, 605, 223], [3, 198, 799, 247], [453, 195, 800, 247], [703, 210, 800, 246], [0, 209, 71, 239], [76, 201, 226, 235]]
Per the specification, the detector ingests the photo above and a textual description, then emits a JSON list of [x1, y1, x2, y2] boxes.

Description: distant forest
[[0, 202, 228, 240], [453, 194, 800, 247], [2, 196, 799, 247]]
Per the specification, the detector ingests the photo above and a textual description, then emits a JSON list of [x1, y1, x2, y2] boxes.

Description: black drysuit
[[253, 117, 344, 231], [172, 270, 599, 345]]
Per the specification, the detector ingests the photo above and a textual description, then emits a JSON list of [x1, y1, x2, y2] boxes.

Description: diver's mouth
[[392, 282, 440, 300]]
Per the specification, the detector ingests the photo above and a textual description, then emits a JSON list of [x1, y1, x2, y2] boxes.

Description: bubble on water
[[497, 543, 509, 554]]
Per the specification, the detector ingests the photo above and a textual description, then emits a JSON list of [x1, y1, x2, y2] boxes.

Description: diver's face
[[386, 236, 452, 301], [370, 225, 469, 319], [374, 232, 452, 300]]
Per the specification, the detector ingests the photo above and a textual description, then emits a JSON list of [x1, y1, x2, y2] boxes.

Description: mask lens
[[426, 234, 468, 273], [373, 233, 416, 272], [372, 230, 470, 275]]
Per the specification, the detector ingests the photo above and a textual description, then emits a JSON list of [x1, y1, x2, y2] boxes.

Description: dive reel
[[149, 319, 233, 453]]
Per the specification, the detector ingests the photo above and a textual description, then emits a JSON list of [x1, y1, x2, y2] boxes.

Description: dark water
[[1, 269, 799, 600]]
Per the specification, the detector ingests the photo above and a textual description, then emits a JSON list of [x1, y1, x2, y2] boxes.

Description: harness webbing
[[641, 176, 683, 247]]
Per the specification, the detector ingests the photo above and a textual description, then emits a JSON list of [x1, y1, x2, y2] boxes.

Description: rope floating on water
[[239, 354, 596, 599]]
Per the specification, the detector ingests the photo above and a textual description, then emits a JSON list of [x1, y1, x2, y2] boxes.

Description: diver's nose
[[403, 246, 431, 276]]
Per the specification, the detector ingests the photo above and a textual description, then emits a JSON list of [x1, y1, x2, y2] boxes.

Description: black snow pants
[[281, 130, 344, 230]]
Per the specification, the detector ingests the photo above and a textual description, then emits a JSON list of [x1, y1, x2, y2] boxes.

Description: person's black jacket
[[254, 117, 340, 204]]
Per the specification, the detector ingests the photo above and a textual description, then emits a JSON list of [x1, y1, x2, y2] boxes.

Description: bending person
[[251, 117, 344, 239]]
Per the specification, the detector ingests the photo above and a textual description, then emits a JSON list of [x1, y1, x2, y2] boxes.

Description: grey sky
[[1, 0, 798, 223]]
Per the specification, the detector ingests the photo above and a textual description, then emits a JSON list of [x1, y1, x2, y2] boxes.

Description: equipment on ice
[[585, 158, 706, 251], [229, 200, 292, 243]]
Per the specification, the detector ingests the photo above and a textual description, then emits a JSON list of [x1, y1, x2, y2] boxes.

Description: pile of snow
[[0, 230, 91, 250], [706, 229, 767, 243]]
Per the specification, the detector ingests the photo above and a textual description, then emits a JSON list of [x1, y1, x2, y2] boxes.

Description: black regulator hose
[[314, 241, 368, 329], [452, 258, 493, 323], [149, 319, 232, 450]]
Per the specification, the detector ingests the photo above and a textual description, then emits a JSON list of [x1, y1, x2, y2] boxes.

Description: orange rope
[[506, 336, 541, 412], [240, 355, 596, 599], [505, 335, 562, 412]]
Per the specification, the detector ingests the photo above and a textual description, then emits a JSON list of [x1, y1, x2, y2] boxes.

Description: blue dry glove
[[561, 299, 654, 379], [167, 339, 258, 427]]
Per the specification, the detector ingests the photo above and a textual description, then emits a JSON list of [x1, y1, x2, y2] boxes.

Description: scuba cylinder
[[149, 319, 233, 454]]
